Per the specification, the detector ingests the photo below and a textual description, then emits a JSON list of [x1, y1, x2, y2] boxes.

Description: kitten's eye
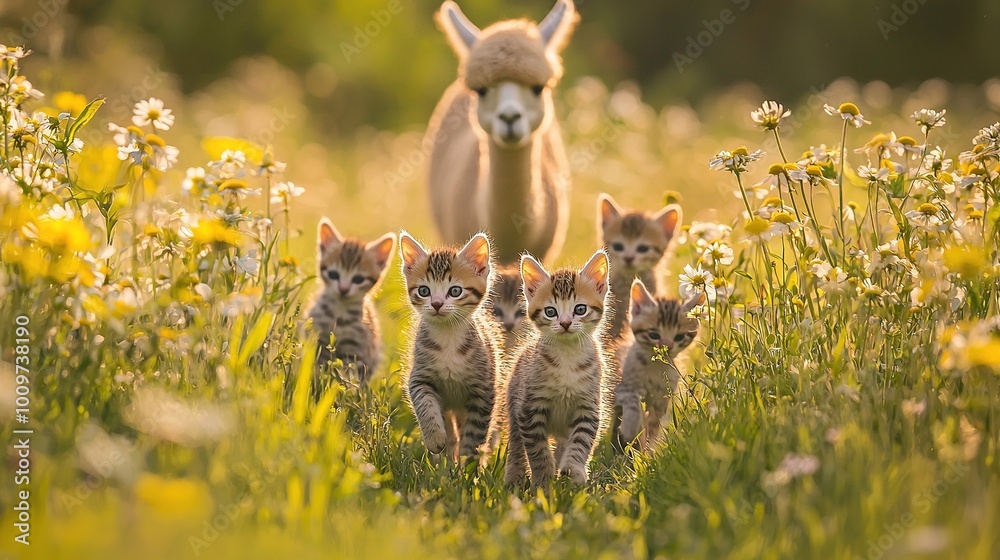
[[636, 244, 650, 254], [494, 308, 504, 318], [673, 333, 687, 342], [515, 309, 526, 318], [326, 269, 340, 281], [544, 306, 557, 318], [573, 304, 588, 316], [417, 286, 431, 297], [611, 242, 625, 252], [448, 286, 463, 298], [648, 331, 661, 340], [530, 84, 544, 96], [352, 274, 365, 284], [475, 87, 488, 97]]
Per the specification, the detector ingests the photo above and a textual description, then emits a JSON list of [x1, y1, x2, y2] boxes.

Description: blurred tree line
[[2, 0, 998, 135]]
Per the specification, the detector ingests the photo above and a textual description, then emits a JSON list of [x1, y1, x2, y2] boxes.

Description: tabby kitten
[[307, 218, 395, 382], [597, 194, 682, 340], [493, 265, 528, 350], [613, 279, 700, 452], [505, 250, 612, 487], [400, 232, 503, 461]]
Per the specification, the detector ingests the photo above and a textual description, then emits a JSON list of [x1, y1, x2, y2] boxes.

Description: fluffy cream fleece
[[462, 21, 560, 89]]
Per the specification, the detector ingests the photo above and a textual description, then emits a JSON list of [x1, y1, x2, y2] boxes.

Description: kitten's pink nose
[[432, 301, 443, 312], [339, 284, 350, 295], [559, 320, 572, 331], [623, 256, 634, 266]]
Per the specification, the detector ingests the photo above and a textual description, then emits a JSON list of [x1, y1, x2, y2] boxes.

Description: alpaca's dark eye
[[530, 85, 544, 96], [636, 244, 650, 254], [448, 286, 463, 297], [611, 242, 625, 252], [544, 306, 557, 318], [417, 286, 431, 297], [475, 87, 488, 97], [326, 269, 340, 281], [674, 333, 687, 342], [648, 331, 661, 340], [352, 274, 365, 284], [574, 304, 588, 316]]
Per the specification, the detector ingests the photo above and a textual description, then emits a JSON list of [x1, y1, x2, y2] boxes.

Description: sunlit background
[[2, 0, 999, 266]]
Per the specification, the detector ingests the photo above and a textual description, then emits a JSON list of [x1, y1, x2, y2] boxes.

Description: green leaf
[[292, 342, 317, 425], [65, 97, 106, 145], [237, 311, 275, 365]]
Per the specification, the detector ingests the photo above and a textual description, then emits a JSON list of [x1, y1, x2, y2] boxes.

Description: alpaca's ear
[[366, 233, 396, 272], [520, 254, 549, 299], [458, 233, 491, 277], [437, 1, 480, 57], [681, 291, 706, 313], [629, 278, 656, 318], [318, 217, 343, 250], [654, 204, 682, 242], [580, 250, 610, 296], [399, 231, 427, 272], [597, 193, 622, 230], [539, 0, 577, 53]]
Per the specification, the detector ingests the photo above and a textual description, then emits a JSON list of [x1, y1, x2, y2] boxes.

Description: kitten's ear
[[629, 278, 656, 317], [654, 204, 683, 242], [520, 254, 550, 299], [681, 291, 706, 313], [457, 233, 492, 277], [318, 217, 343, 250], [597, 193, 623, 230], [366, 233, 396, 271], [580, 250, 610, 296], [398, 231, 427, 272]]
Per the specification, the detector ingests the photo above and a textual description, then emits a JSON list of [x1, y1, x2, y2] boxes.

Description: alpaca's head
[[437, 0, 577, 148]]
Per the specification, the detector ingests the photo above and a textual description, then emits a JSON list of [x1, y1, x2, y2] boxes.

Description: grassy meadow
[[1, 42, 999, 560]]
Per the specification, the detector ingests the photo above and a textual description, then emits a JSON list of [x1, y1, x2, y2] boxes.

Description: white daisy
[[810, 260, 848, 292], [701, 241, 734, 266], [767, 211, 800, 237], [132, 98, 175, 131], [269, 181, 305, 207], [750, 101, 791, 131], [911, 109, 946, 133], [182, 167, 207, 194], [824, 102, 870, 128], [710, 146, 764, 174], [857, 164, 890, 183], [117, 142, 143, 165], [145, 135, 179, 171], [905, 203, 947, 232], [108, 123, 144, 148], [679, 264, 717, 302]]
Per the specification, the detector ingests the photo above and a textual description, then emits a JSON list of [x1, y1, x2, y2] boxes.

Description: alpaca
[[425, 0, 577, 264]]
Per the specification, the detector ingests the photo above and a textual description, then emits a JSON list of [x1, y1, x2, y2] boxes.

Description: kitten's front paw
[[559, 464, 588, 484], [422, 428, 447, 455]]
